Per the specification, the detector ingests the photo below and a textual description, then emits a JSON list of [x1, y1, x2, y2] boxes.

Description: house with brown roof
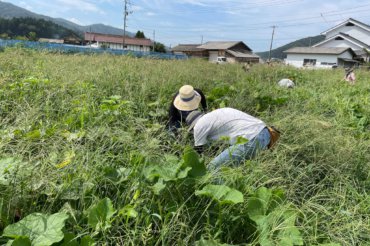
[[84, 32, 153, 52], [171, 41, 260, 63], [198, 41, 260, 63], [171, 44, 208, 58]]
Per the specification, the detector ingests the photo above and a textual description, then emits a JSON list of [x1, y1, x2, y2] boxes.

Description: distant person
[[242, 63, 251, 72], [185, 107, 280, 171], [168, 85, 207, 131], [344, 67, 356, 85], [278, 78, 295, 88]]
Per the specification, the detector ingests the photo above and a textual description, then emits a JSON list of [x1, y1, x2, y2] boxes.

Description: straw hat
[[186, 110, 204, 130], [173, 85, 201, 111]]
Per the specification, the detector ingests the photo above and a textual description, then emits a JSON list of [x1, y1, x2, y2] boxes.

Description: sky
[[2, 0, 370, 52]]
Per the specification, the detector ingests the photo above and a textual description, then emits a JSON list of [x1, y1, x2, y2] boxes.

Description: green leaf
[[246, 197, 266, 222], [275, 210, 303, 245], [0, 158, 25, 186], [60, 233, 79, 246], [235, 136, 248, 145], [246, 187, 303, 246], [195, 184, 244, 205], [119, 205, 138, 219], [247, 187, 286, 222], [151, 178, 166, 195], [143, 155, 182, 182], [3, 212, 69, 246], [80, 236, 95, 246], [87, 198, 116, 231], [9, 236, 32, 246], [182, 146, 206, 177]]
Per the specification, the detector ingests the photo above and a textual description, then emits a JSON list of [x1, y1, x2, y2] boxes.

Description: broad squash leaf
[[6, 236, 32, 246], [60, 232, 79, 246], [195, 184, 244, 205], [3, 212, 69, 246], [182, 146, 206, 177], [246, 187, 303, 246], [87, 198, 116, 231]]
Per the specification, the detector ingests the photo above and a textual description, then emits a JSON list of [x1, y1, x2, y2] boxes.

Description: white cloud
[[68, 17, 84, 25], [18, 1, 33, 11], [55, 0, 105, 14]]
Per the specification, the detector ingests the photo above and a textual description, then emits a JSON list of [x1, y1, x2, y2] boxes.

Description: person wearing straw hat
[[344, 67, 356, 85], [168, 85, 207, 131], [185, 107, 280, 171]]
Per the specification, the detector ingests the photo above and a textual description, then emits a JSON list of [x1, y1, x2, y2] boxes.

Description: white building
[[84, 32, 153, 52], [284, 47, 357, 68], [284, 18, 370, 68], [313, 18, 370, 62]]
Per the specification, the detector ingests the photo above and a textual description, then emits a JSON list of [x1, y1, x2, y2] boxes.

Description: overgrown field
[[0, 47, 369, 245]]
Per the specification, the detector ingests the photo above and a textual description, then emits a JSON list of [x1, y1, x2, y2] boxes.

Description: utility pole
[[268, 25, 276, 62], [201, 35, 203, 44], [123, 0, 132, 50], [152, 30, 155, 52]]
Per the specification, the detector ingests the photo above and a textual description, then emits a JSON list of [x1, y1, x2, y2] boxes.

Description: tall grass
[[0, 47, 369, 245]]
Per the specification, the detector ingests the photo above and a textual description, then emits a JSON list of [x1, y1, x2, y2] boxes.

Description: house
[[197, 41, 260, 63], [171, 44, 208, 58], [312, 18, 370, 62], [284, 47, 358, 68], [84, 32, 153, 52], [284, 18, 370, 68]]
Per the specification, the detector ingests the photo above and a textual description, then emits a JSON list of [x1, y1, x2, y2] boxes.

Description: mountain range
[[0, 1, 133, 37], [256, 35, 325, 60]]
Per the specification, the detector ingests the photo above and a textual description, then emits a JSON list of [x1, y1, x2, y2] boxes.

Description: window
[[303, 59, 316, 66], [321, 62, 336, 65]]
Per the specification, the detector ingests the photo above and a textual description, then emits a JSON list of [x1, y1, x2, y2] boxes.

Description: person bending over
[[185, 107, 280, 170]]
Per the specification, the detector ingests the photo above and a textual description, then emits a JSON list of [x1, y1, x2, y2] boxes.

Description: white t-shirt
[[193, 108, 266, 146]]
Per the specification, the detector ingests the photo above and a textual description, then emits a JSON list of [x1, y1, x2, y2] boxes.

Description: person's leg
[[208, 127, 271, 171]]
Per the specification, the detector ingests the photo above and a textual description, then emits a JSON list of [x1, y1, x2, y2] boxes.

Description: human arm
[[167, 93, 182, 130]]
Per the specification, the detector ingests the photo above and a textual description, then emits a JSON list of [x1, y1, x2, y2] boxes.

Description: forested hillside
[[0, 1, 133, 37], [0, 17, 81, 40]]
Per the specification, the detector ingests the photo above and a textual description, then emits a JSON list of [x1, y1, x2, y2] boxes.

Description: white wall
[[94, 41, 151, 52], [315, 38, 363, 51], [326, 25, 370, 45], [285, 51, 353, 68]]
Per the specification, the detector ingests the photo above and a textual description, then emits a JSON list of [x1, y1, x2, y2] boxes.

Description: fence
[[0, 39, 188, 60]]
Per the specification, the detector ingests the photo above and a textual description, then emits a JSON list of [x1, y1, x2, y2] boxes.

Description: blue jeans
[[208, 127, 271, 171]]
